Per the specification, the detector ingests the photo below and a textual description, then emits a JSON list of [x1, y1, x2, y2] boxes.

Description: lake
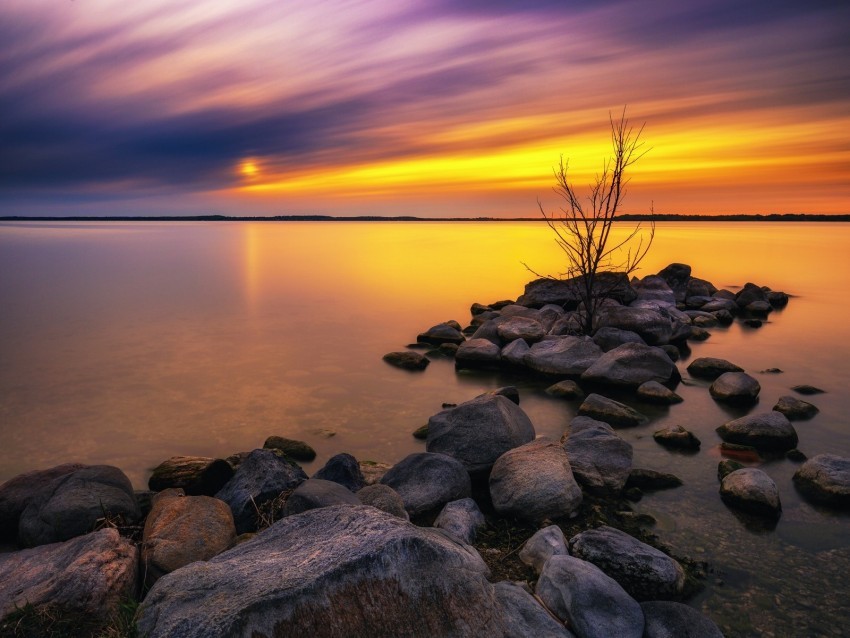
[[1, 220, 849, 636]]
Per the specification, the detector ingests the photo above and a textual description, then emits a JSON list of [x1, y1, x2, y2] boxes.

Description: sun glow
[[239, 159, 261, 180]]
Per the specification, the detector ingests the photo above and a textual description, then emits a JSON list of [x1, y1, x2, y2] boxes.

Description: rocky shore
[[1, 263, 848, 637]]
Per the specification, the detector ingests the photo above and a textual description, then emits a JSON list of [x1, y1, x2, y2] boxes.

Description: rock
[[382, 351, 430, 371], [519, 525, 569, 574], [0, 463, 86, 542], [596, 306, 673, 346], [517, 273, 636, 309], [656, 263, 692, 302], [262, 437, 317, 462], [545, 380, 585, 400], [735, 282, 768, 308], [687, 327, 710, 341], [523, 336, 603, 376], [417, 322, 465, 346], [659, 344, 680, 362], [686, 277, 717, 299], [709, 372, 761, 405], [700, 298, 737, 313], [497, 316, 546, 343], [471, 318, 504, 346], [640, 601, 724, 638], [636, 381, 683, 404], [745, 300, 772, 317], [720, 468, 781, 518], [356, 484, 409, 520], [18, 465, 141, 548], [148, 457, 236, 496], [471, 302, 493, 315], [581, 343, 677, 388], [712, 309, 735, 325], [215, 449, 307, 534], [773, 395, 819, 420], [653, 425, 700, 451], [786, 449, 807, 462], [433, 498, 486, 545], [489, 437, 582, 523], [686, 357, 743, 380], [578, 393, 648, 428], [592, 327, 645, 352], [493, 581, 575, 638], [569, 526, 685, 601], [380, 452, 471, 516], [633, 275, 676, 306], [142, 489, 236, 586], [438, 342, 460, 356], [283, 479, 360, 516], [791, 384, 825, 395], [743, 318, 763, 328], [501, 338, 531, 366], [412, 424, 429, 439], [0, 528, 137, 626], [477, 386, 521, 405], [793, 454, 850, 509], [455, 338, 501, 369], [720, 442, 760, 462], [536, 555, 645, 638], [767, 290, 789, 308], [716, 412, 798, 451], [359, 460, 391, 486], [686, 312, 718, 328], [426, 394, 536, 474], [136, 505, 508, 638], [718, 459, 744, 481], [626, 469, 683, 491], [500, 304, 542, 320], [312, 453, 366, 492], [563, 416, 633, 494], [548, 312, 583, 336]]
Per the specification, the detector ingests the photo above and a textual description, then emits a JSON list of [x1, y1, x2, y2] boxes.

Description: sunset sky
[[2, 0, 848, 217]]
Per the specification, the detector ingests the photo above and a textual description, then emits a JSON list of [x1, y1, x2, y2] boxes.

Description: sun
[[239, 159, 260, 179]]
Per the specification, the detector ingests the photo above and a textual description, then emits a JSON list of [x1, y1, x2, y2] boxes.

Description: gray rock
[[455, 338, 501, 368], [501, 338, 531, 366], [382, 351, 430, 371], [433, 498, 486, 545], [686, 357, 744, 380], [497, 316, 546, 343], [312, 453, 366, 492], [148, 456, 235, 495], [592, 327, 645, 352], [500, 304, 542, 320], [536, 555, 644, 638], [545, 380, 585, 400], [517, 273, 636, 309], [523, 336, 603, 376], [547, 313, 583, 336], [718, 460, 744, 481], [791, 384, 825, 395], [632, 275, 676, 306], [136, 505, 507, 638], [773, 395, 819, 420], [686, 277, 718, 298], [641, 601, 724, 638], [581, 342, 677, 388], [471, 302, 493, 315], [745, 300, 772, 317], [735, 282, 768, 308], [569, 526, 685, 601], [477, 386, 521, 405], [0, 463, 86, 542], [636, 380, 683, 404], [471, 318, 505, 346], [0, 528, 138, 624], [493, 581, 575, 638], [720, 468, 781, 518], [660, 344, 680, 362], [578, 393, 648, 428], [18, 465, 141, 547], [701, 298, 737, 313], [489, 437, 582, 523], [283, 479, 360, 516], [519, 525, 569, 574], [626, 469, 683, 491], [596, 306, 673, 346], [356, 484, 409, 520], [262, 436, 318, 462], [767, 290, 789, 308], [417, 322, 465, 345], [427, 395, 536, 474], [563, 416, 633, 494], [793, 454, 850, 509], [656, 263, 692, 302], [709, 372, 761, 405], [380, 452, 471, 516], [716, 412, 798, 451], [215, 449, 307, 534], [687, 327, 711, 341], [653, 425, 701, 451]]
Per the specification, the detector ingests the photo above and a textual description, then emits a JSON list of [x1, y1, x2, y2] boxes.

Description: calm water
[[1, 221, 849, 636]]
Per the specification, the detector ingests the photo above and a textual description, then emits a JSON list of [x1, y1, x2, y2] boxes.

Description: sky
[[1, 0, 849, 217]]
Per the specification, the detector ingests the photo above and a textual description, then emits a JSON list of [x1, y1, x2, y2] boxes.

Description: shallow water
[[1, 220, 849, 636]]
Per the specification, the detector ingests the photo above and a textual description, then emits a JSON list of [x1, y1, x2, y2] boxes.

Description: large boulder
[[489, 437, 582, 523], [426, 395, 536, 474], [578, 394, 648, 428], [142, 489, 236, 587], [519, 525, 569, 574], [517, 273, 636, 309], [709, 372, 761, 405], [214, 449, 307, 534], [312, 453, 366, 492], [0, 463, 86, 542], [497, 316, 546, 343], [568, 526, 685, 601], [716, 412, 798, 451], [148, 456, 236, 495], [380, 453, 471, 516], [592, 327, 645, 352], [18, 465, 141, 547], [137, 505, 524, 638], [417, 322, 465, 345], [595, 306, 673, 346], [720, 468, 781, 518], [455, 338, 502, 369], [656, 263, 692, 302], [563, 416, 633, 494], [632, 275, 676, 307], [283, 479, 360, 517], [0, 528, 137, 626], [493, 581, 575, 638], [523, 336, 603, 376], [433, 498, 486, 545], [536, 555, 644, 638], [793, 454, 850, 509], [501, 338, 531, 366], [686, 357, 743, 380], [581, 342, 677, 388], [641, 601, 724, 638]]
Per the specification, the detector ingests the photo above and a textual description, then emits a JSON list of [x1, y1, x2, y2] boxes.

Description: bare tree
[[528, 109, 655, 334]]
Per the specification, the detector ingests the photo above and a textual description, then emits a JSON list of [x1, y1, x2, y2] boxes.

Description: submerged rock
[[636, 380, 682, 404], [640, 601, 724, 638], [262, 437, 317, 462], [773, 395, 819, 420], [686, 357, 744, 380], [563, 416, 633, 494], [626, 469, 683, 491], [382, 351, 430, 371], [716, 412, 798, 451], [720, 468, 781, 518], [793, 454, 850, 509], [791, 384, 825, 395], [653, 425, 700, 451], [578, 393, 648, 428], [546, 379, 585, 400]]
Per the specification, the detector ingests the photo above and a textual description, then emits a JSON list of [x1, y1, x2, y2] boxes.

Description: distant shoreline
[[1, 213, 849, 222]]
